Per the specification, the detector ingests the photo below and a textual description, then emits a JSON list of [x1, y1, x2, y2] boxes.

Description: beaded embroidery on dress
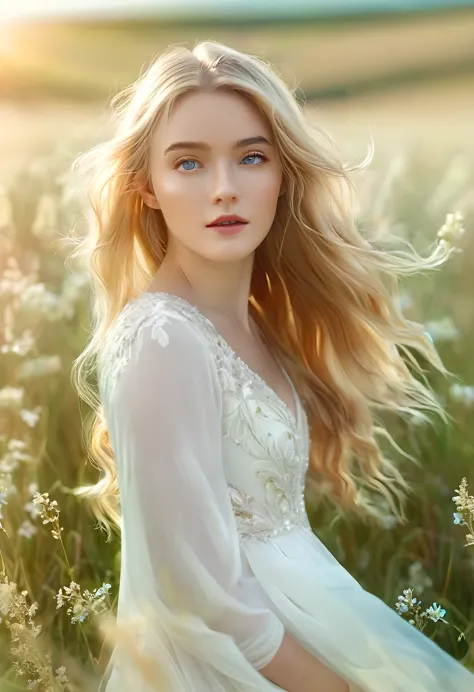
[[98, 292, 474, 692]]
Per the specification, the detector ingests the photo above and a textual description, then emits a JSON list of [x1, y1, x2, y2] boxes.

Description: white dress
[[97, 291, 474, 692]]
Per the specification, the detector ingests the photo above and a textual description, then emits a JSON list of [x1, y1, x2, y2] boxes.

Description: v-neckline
[[138, 291, 301, 430]]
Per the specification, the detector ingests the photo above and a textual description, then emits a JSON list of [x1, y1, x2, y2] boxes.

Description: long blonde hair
[[69, 40, 454, 540]]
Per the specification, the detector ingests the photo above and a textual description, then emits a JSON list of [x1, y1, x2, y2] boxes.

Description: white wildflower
[[0, 329, 36, 357], [0, 456, 19, 474], [19, 284, 65, 321], [424, 316, 459, 343], [394, 588, 452, 633], [9, 438, 35, 462], [32, 492, 64, 540], [9, 439, 28, 452], [0, 472, 17, 496], [24, 482, 41, 519], [18, 520, 38, 540], [452, 478, 474, 548], [18, 355, 62, 381], [24, 499, 42, 520], [424, 602, 447, 623], [1, 439, 36, 470], [19, 283, 47, 309], [449, 383, 474, 407], [28, 482, 38, 496], [20, 406, 43, 428], [0, 386, 25, 409], [395, 588, 418, 615], [55, 581, 112, 624], [0, 573, 54, 687], [54, 666, 68, 685], [437, 210, 465, 247]]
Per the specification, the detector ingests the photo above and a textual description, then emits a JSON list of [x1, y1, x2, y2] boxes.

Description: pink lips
[[211, 222, 247, 236], [206, 214, 248, 226], [206, 213, 249, 236], [207, 215, 249, 236]]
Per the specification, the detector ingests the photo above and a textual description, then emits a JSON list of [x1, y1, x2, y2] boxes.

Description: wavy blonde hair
[[69, 40, 454, 540]]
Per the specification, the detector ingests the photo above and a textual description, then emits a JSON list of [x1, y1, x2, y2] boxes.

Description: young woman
[[71, 41, 473, 691]]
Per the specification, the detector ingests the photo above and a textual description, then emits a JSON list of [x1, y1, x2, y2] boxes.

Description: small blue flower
[[398, 603, 408, 613], [425, 603, 446, 622], [453, 512, 464, 525], [93, 583, 112, 599], [71, 611, 88, 624]]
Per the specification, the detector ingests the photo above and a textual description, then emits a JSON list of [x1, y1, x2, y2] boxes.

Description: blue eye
[[177, 159, 200, 171], [174, 152, 268, 171], [242, 153, 267, 165]]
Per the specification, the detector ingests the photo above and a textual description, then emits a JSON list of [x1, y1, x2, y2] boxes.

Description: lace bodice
[[99, 291, 311, 542]]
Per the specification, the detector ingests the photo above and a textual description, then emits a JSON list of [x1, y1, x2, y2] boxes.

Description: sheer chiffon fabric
[[98, 293, 473, 692]]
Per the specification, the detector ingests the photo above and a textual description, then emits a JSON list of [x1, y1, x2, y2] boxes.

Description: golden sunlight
[[0, 23, 17, 58]]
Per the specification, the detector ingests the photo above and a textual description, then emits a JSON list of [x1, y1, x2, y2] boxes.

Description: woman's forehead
[[154, 90, 271, 150]]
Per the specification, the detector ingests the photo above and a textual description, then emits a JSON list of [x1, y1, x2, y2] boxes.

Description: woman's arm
[[260, 632, 350, 692], [104, 315, 286, 670], [104, 311, 350, 690]]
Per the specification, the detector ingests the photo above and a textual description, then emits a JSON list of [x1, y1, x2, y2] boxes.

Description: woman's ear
[[139, 183, 161, 210]]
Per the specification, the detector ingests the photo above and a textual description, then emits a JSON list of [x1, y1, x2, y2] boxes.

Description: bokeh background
[[0, 1, 473, 689]]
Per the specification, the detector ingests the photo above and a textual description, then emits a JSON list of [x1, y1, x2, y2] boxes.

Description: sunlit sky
[[0, 0, 471, 21]]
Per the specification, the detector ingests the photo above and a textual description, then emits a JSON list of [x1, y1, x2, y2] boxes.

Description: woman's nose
[[211, 161, 239, 202]]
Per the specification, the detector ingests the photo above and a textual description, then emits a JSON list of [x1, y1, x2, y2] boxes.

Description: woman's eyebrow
[[164, 135, 272, 155]]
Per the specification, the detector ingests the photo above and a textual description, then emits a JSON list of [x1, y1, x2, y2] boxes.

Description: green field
[[1, 8, 473, 100]]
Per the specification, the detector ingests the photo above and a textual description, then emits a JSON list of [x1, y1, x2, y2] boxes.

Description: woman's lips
[[209, 222, 248, 235]]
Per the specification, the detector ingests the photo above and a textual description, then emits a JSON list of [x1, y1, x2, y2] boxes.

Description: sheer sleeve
[[101, 311, 285, 674]]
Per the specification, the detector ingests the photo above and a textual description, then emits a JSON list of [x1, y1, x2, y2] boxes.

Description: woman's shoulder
[[107, 291, 208, 345], [98, 292, 214, 395]]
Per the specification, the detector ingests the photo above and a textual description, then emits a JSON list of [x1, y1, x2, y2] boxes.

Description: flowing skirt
[[101, 525, 473, 692]]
